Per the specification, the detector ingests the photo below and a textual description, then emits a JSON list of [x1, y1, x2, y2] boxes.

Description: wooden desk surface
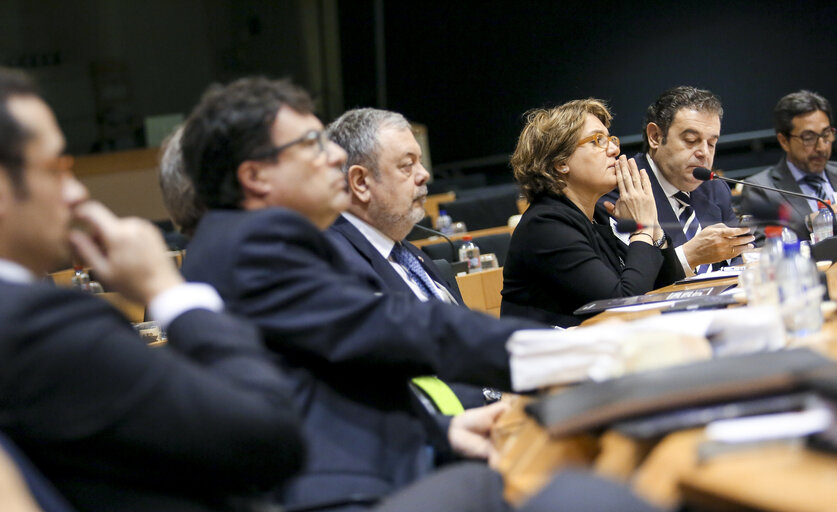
[[496, 272, 837, 511]]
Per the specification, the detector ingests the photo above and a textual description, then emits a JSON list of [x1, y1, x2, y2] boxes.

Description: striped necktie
[[798, 174, 831, 203], [673, 191, 710, 274], [390, 242, 443, 301]]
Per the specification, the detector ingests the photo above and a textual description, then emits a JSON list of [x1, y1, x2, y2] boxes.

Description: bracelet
[[629, 232, 654, 241]]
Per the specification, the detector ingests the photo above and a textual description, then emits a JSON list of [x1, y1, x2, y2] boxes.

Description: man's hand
[[682, 223, 754, 267], [68, 201, 184, 304], [447, 401, 510, 462]]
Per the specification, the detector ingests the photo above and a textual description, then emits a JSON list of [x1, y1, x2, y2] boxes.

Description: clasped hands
[[602, 155, 663, 245]]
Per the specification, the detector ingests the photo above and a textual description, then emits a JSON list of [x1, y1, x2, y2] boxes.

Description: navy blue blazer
[[182, 208, 542, 510], [326, 215, 464, 305], [0, 280, 304, 512]]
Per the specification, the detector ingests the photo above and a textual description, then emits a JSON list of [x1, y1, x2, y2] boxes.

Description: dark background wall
[[2, 0, 835, 178], [341, 0, 837, 178]]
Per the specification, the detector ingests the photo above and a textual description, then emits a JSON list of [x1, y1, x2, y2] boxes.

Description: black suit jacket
[[182, 208, 542, 509], [743, 157, 837, 243], [0, 280, 304, 512], [501, 192, 683, 327], [326, 215, 464, 305]]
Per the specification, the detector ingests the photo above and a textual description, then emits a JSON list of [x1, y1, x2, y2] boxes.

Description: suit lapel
[[772, 158, 812, 222], [690, 185, 723, 228], [331, 217, 409, 292]]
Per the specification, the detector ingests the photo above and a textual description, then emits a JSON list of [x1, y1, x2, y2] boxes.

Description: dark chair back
[[439, 186, 520, 231], [811, 237, 837, 261], [421, 233, 511, 267]]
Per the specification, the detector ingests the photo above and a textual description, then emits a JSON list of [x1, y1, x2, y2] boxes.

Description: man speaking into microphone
[[605, 86, 753, 275]]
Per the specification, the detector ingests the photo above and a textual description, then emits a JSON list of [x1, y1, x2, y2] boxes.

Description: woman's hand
[[611, 156, 662, 243]]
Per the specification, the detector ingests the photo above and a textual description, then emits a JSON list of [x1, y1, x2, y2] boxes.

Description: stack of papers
[[507, 305, 785, 391]]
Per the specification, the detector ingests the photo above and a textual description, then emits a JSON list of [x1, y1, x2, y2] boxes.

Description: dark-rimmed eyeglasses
[[787, 127, 836, 147], [250, 130, 328, 161], [576, 133, 620, 150]]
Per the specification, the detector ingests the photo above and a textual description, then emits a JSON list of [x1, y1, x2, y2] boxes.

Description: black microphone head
[[692, 167, 713, 181], [614, 218, 639, 233]]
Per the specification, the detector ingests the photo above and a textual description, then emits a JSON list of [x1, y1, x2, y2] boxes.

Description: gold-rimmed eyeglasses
[[576, 132, 620, 150], [787, 127, 836, 147]]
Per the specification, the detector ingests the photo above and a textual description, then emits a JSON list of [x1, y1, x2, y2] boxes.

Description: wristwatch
[[653, 234, 666, 249]]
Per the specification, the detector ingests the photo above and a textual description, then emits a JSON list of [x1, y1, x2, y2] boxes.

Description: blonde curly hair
[[511, 99, 611, 202]]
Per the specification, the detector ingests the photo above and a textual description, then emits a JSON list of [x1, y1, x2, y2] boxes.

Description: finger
[[603, 201, 616, 216], [615, 157, 626, 192], [618, 156, 635, 194], [72, 201, 121, 241], [68, 230, 110, 277]]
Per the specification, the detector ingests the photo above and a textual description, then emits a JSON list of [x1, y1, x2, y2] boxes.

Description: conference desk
[[493, 272, 837, 512]]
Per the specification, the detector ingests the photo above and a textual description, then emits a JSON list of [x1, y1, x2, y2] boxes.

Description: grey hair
[[159, 125, 204, 237], [326, 107, 410, 178]]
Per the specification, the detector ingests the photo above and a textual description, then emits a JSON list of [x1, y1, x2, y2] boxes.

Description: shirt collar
[[0, 258, 37, 284], [646, 153, 683, 199], [342, 212, 396, 260], [786, 158, 826, 182]]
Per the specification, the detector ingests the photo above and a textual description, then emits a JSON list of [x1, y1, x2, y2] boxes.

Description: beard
[[369, 186, 428, 241]]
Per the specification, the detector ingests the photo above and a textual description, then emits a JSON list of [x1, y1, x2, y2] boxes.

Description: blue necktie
[[673, 191, 710, 274], [390, 243, 443, 301], [798, 174, 831, 203]]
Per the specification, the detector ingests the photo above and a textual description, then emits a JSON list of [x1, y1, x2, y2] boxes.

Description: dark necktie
[[673, 191, 710, 274], [798, 174, 831, 203], [390, 242, 443, 301]]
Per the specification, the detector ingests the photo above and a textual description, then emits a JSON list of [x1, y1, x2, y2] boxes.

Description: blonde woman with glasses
[[501, 99, 684, 327]]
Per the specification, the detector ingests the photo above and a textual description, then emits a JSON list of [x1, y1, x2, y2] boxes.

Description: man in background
[[743, 90, 836, 241]]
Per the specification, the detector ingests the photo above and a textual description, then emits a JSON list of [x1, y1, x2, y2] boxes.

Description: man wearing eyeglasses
[[743, 90, 836, 241], [179, 78, 549, 511]]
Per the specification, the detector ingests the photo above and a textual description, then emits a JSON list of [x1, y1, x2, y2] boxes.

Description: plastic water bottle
[[458, 235, 482, 273], [777, 240, 823, 338], [811, 200, 834, 244], [742, 225, 783, 305], [436, 210, 453, 235], [71, 266, 91, 292]]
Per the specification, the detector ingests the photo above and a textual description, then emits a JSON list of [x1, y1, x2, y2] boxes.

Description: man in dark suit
[[325, 107, 490, 410], [605, 86, 752, 275], [178, 77, 551, 511], [325, 108, 461, 305], [0, 68, 305, 511], [743, 90, 837, 242]]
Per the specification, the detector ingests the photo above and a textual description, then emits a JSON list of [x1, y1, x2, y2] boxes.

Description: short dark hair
[[181, 76, 314, 209], [773, 90, 833, 135], [0, 67, 40, 189], [642, 86, 723, 151]]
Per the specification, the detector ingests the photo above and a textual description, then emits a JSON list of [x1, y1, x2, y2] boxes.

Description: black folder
[[573, 284, 735, 315], [526, 348, 834, 437]]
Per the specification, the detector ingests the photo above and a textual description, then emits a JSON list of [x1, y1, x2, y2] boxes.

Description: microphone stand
[[708, 173, 837, 231], [411, 223, 458, 261]]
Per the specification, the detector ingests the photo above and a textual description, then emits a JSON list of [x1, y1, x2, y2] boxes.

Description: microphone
[[692, 167, 837, 230], [410, 223, 458, 261]]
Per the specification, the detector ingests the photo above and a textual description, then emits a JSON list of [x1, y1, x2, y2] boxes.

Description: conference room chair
[[812, 237, 837, 262], [438, 186, 521, 232]]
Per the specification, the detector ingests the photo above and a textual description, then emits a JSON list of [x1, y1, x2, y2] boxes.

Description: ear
[[236, 160, 271, 199], [0, 170, 13, 218], [346, 164, 373, 203], [777, 132, 791, 153], [646, 122, 664, 150], [553, 162, 569, 174]]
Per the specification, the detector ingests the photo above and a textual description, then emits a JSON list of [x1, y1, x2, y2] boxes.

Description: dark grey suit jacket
[[743, 156, 837, 243]]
